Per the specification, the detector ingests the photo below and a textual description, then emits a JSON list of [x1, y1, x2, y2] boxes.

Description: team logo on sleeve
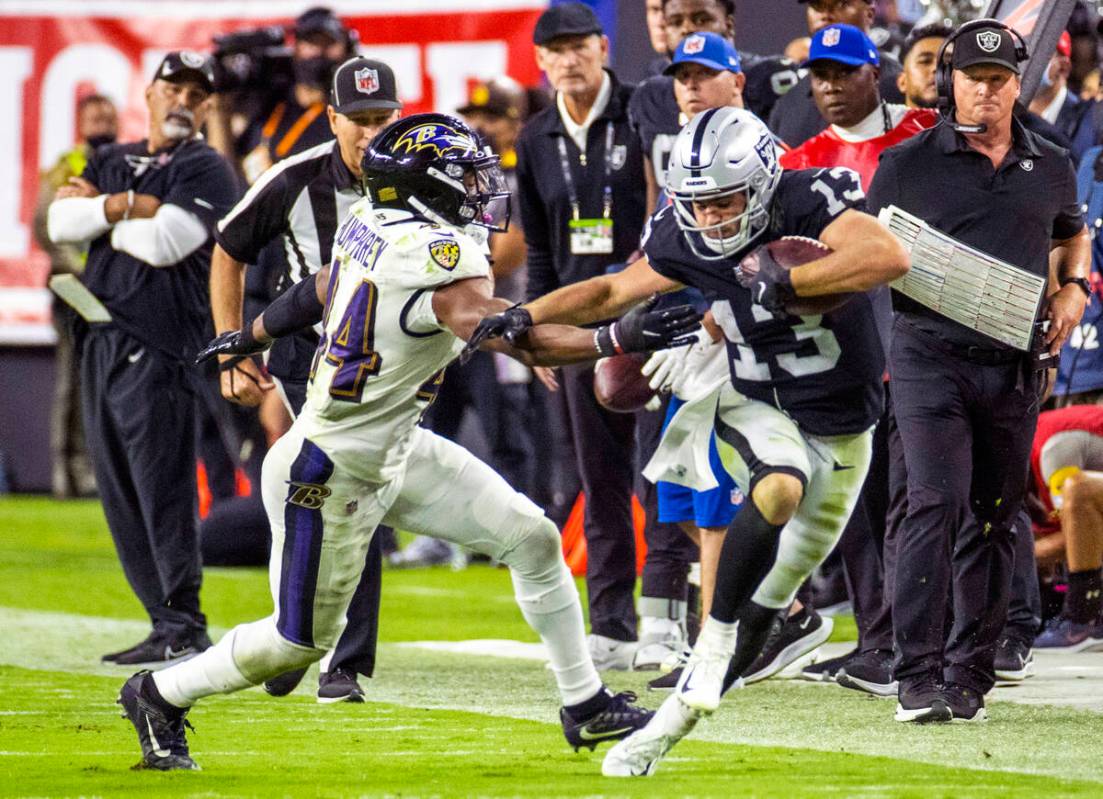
[[355, 67, 380, 95], [429, 238, 461, 270]]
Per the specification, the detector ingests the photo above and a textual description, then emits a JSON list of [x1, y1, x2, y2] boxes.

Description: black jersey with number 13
[[643, 167, 888, 436]]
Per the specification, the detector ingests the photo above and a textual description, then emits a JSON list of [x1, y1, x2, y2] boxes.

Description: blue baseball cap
[[802, 24, 880, 68], [663, 32, 742, 76]]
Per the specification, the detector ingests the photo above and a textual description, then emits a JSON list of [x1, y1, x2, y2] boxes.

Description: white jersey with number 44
[[300, 201, 489, 482]]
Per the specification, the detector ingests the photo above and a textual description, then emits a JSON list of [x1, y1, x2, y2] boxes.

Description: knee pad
[[230, 617, 326, 684], [507, 516, 578, 615], [497, 503, 561, 576]]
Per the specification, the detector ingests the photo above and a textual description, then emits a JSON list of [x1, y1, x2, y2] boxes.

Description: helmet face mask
[[664, 107, 781, 262], [362, 114, 512, 232]]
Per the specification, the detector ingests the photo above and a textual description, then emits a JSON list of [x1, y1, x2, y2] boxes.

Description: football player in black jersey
[[467, 107, 908, 776], [630, 0, 799, 212]]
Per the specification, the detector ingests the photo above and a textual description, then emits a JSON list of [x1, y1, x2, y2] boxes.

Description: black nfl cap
[[331, 57, 402, 114], [533, 2, 603, 46], [154, 51, 216, 94], [951, 24, 1022, 74]]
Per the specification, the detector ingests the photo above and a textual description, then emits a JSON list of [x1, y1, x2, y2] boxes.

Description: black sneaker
[[943, 682, 988, 723], [264, 667, 308, 697], [117, 670, 199, 771], [647, 666, 683, 691], [894, 675, 951, 723], [560, 691, 654, 751], [317, 669, 365, 704], [837, 649, 897, 697], [994, 637, 1035, 682], [799, 649, 856, 682], [109, 629, 213, 666], [742, 608, 833, 684], [103, 631, 158, 663]]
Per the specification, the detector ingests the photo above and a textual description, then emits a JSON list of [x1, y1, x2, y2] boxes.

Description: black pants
[[560, 363, 695, 641], [1004, 509, 1042, 643], [81, 326, 205, 639], [277, 375, 383, 678], [890, 319, 1039, 694]]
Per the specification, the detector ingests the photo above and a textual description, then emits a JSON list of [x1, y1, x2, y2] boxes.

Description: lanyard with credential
[[556, 122, 615, 221]]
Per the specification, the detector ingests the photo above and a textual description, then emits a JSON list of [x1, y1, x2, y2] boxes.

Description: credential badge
[[355, 67, 380, 95], [976, 31, 1002, 53]]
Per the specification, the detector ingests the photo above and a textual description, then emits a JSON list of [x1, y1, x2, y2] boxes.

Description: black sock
[[721, 601, 784, 692], [1066, 569, 1103, 624], [710, 500, 785, 624], [565, 687, 612, 720], [140, 672, 184, 714]]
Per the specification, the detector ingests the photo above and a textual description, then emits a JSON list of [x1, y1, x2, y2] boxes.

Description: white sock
[[511, 562, 603, 707], [659, 692, 703, 737], [694, 616, 739, 658]]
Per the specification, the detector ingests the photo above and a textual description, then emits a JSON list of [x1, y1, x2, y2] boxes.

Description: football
[[593, 352, 655, 413], [739, 236, 853, 316]]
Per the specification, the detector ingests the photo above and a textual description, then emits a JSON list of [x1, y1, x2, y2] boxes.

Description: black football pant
[[277, 376, 382, 678], [81, 326, 205, 640], [890, 320, 1039, 695], [560, 363, 695, 642]]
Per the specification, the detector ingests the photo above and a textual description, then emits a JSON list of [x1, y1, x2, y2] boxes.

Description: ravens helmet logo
[[428, 238, 460, 270], [393, 123, 478, 158]]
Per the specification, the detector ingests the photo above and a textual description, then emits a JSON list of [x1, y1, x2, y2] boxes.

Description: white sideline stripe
[[396, 639, 549, 661]]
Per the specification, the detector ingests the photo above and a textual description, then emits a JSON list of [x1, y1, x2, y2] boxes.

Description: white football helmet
[[664, 107, 782, 261]]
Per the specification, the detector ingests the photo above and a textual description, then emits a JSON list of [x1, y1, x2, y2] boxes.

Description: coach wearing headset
[[866, 20, 1089, 724]]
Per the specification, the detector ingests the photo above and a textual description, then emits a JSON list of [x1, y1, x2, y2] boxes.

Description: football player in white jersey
[[116, 114, 702, 772]]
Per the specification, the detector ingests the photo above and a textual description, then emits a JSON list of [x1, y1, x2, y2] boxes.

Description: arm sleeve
[[109, 204, 209, 267], [1053, 160, 1087, 241], [516, 136, 560, 301], [47, 195, 111, 244], [214, 167, 293, 264]]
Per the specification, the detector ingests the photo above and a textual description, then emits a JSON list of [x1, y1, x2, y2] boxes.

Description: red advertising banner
[[0, 0, 545, 344]]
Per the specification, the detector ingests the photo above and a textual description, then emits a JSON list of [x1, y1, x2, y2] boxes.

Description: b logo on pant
[[286, 481, 332, 509]]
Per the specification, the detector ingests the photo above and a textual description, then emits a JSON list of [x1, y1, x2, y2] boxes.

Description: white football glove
[[641, 325, 710, 393]]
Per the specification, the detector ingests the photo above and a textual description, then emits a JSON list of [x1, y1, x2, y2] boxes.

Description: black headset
[[935, 18, 1029, 123]]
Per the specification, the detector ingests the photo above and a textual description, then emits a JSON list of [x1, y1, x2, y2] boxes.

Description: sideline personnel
[[210, 56, 401, 703], [47, 52, 238, 664], [867, 20, 1090, 723]]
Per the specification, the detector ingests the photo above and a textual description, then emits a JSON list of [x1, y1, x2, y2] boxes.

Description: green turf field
[[2, 495, 1102, 798]]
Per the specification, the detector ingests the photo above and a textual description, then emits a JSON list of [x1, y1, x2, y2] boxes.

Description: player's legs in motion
[[384, 427, 652, 749], [117, 428, 393, 770], [604, 390, 870, 776]]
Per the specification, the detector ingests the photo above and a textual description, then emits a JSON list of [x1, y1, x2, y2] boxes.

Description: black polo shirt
[[867, 118, 1084, 348], [215, 140, 364, 381], [516, 70, 647, 301], [80, 138, 238, 361]]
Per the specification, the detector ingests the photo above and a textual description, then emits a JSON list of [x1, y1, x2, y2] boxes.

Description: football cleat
[[264, 667, 308, 697], [836, 649, 897, 697], [1032, 615, 1103, 653], [317, 669, 366, 704], [742, 608, 832, 684], [560, 691, 653, 751], [894, 675, 951, 724], [602, 694, 703, 777], [993, 637, 1035, 682], [676, 646, 735, 713], [117, 670, 199, 771]]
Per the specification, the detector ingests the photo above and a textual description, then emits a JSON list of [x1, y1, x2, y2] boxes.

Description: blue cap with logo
[[664, 32, 742, 76], [802, 23, 880, 68]]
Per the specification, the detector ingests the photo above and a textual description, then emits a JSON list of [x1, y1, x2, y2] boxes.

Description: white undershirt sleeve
[[47, 195, 111, 244], [110, 204, 209, 267]]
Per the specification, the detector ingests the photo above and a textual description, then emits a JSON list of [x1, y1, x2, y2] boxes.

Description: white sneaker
[[588, 634, 637, 671], [659, 645, 691, 675], [632, 639, 683, 671], [675, 644, 734, 713], [602, 694, 702, 777]]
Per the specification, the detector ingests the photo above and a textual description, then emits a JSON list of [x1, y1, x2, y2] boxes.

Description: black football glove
[[195, 328, 271, 365], [739, 246, 796, 316], [595, 295, 702, 356], [460, 304, 534, 363]]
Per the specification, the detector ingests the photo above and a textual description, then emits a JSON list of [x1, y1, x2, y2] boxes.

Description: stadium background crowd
[[11, 0, 1103, 707]]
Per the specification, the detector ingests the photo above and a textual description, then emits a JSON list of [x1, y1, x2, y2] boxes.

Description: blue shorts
[[656, 396, 744, 528]]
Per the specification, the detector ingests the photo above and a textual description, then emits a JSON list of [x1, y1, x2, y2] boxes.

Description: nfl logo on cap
[[356, 67, 379, 95], [976, 30, 1001, 53], [823, 27, 841, 47], [683, 34, 706, 55]]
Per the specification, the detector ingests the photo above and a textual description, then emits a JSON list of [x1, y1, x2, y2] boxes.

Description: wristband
[[123, 189, 135, 221], [595, 325, 620, 357]]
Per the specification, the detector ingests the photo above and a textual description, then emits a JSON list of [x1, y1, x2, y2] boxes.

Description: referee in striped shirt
[[209, 56, 401, 703]]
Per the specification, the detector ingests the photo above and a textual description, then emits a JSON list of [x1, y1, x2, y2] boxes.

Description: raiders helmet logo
[[976, 30, 1002, 53], [429, 239, 460, 270], [753, 133, 777, 174], [683, 34, 706, 55], [355, 67, 380, 95], [286, 481, 332, 510], [822, 27, 841, 47]]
